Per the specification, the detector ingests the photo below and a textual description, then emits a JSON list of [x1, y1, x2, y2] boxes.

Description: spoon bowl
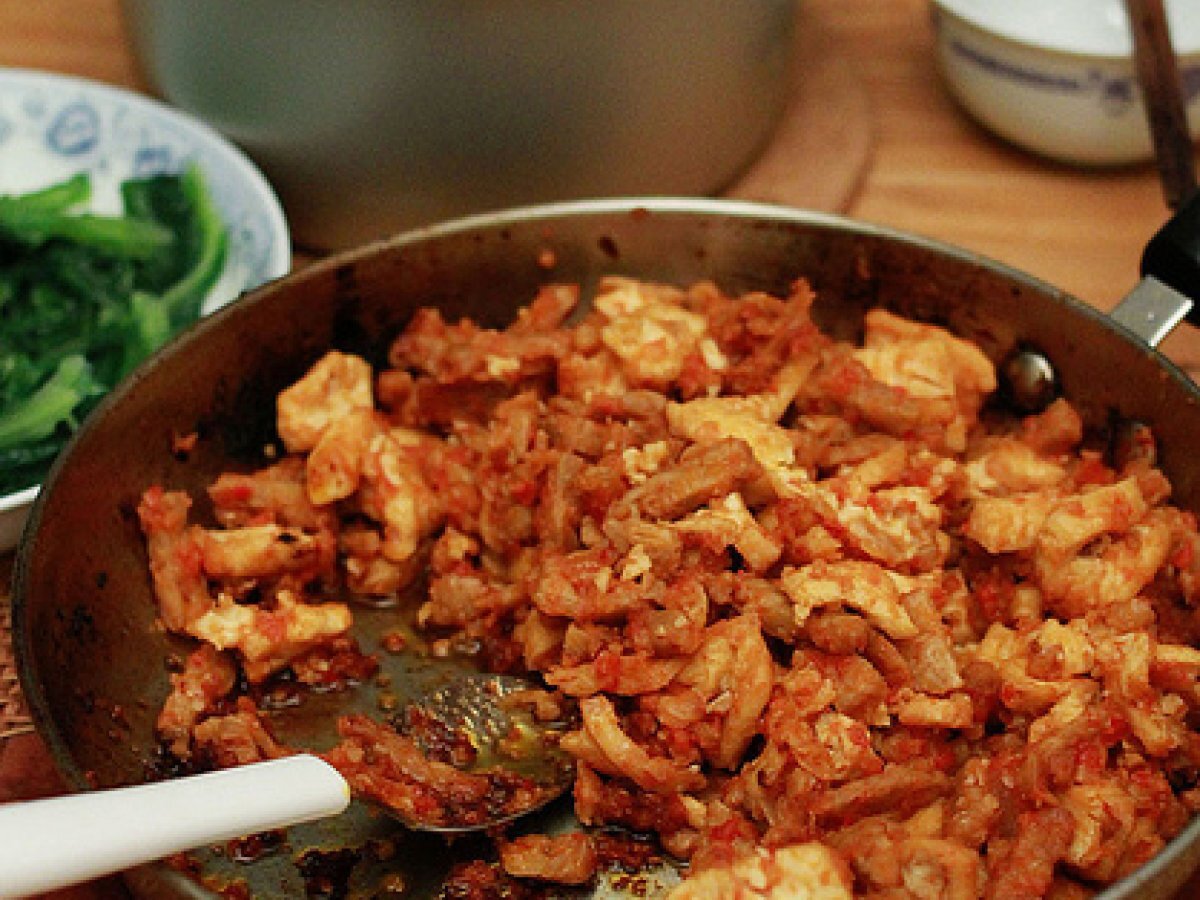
[[327, 669, 575, 834], [0, 669, 572, 896]]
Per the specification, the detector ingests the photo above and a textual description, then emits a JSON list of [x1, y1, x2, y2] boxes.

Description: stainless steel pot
[[119, 1, 797, 250], [14, 197, 1200, 898]]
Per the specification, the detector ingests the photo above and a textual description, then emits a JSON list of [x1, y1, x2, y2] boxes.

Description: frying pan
[[12, 195, 1200, 899]]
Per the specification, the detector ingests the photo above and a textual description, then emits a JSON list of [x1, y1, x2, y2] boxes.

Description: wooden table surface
[[2, 0, 1199, 897]]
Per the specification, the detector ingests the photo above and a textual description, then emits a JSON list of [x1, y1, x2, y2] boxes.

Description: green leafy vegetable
[[0, 164, 229, 496], [0, 355, 103, 447]]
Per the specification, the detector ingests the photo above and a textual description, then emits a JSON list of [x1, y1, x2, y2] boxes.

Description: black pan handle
[[1108, 191, 1200, 347], [1127, 0, 1200, 319], [1141, 188, 1200, 314]]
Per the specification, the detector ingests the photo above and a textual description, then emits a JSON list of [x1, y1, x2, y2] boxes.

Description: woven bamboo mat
[[0, 553, 33, 741]]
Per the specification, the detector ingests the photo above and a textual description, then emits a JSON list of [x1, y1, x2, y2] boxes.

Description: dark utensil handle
[[1126, 0, 1197, 209], [1142, 189, 1200, 317]]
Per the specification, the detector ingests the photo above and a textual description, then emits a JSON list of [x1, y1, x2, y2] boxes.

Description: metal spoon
[[0, 671, 572, 897], [330, 669, 575, 833]]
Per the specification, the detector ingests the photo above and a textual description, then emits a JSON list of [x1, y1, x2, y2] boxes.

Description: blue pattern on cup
[[951, 37, 1199, 124], [949, 38, 1084, 92]]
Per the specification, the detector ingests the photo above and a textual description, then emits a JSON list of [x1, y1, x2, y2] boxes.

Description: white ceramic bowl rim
[[0, 67, 291, 285], [934, 0, 1200, 58], [0, 66, 291, 543]]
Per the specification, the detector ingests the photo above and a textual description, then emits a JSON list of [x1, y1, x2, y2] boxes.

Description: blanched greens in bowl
[[0, 165, 226, 496]]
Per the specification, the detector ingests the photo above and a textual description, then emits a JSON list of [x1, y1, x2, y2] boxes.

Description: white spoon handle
[[0, 754, 350, 899]]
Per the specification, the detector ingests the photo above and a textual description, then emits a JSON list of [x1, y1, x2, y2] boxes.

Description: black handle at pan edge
[[1142, 188, 1200, 321]]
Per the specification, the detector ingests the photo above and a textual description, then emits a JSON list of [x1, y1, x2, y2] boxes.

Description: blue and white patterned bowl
[[0, 67, 292, 550], [931, 0, 1200, 166]]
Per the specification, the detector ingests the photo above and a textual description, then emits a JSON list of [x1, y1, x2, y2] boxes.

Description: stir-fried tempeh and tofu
[[139, 276, 1200, 898]]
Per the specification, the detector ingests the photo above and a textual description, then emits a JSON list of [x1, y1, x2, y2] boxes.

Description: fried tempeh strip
[[622, 437, 759, 521]]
